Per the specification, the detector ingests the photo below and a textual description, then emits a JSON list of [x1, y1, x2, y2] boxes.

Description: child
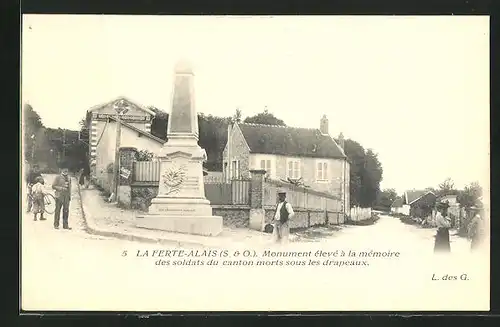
[[32, 176, 46, 221]]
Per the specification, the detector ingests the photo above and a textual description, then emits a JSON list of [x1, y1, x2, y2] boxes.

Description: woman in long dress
[[434, 203, 451, 253]]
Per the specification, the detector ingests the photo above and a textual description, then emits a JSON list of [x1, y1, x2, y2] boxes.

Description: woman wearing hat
[[434, 201, 451, 253]]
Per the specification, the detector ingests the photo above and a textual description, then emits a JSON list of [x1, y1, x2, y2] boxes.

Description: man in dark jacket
[[273, 191, 295, 244], [52, 168, 72, 230]]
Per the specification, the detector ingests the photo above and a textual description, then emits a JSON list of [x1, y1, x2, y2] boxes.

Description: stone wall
[[264, 207, 337, 230], [212, 205, 250, 228]]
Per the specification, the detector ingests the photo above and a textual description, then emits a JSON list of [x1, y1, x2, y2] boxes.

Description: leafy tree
[[243, 108, 286, 126], [457, 182, 483, 234], [457, 182, 482, 209], [232, 108, 242, 123], [437, 177, 456, 196], [362, 149, 383, 206], [343, 140, 383, 208], [375, 188, 398, 211], [23, 103, 44, 162], [136, 150, 154, 161]]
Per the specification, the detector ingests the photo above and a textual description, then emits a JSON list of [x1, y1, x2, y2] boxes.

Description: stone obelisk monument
[[135, 61, 223, 236]]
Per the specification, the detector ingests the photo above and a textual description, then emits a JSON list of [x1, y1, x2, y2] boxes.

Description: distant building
[[222, 115, 350, 213], [402, 190, 437, 218], [390, 197, 408, 215]]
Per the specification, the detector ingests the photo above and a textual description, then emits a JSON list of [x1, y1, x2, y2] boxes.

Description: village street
[[21, 175, 481, 311]]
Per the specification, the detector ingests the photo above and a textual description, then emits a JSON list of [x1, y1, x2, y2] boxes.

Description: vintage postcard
[[20, 15, 490, 312]]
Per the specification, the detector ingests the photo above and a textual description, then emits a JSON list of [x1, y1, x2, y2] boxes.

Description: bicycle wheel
[[44, 193, 56, 214]]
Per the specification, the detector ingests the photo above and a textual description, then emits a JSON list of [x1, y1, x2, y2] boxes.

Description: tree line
[[23, 104, 88, 173], [24, 104, 385, 208]]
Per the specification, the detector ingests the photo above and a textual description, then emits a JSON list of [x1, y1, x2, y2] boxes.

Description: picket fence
[[132, 161, 250, 205], [133, 161, 160, 182], [263, 179, 341, 212], [350, 207, 372, 221]]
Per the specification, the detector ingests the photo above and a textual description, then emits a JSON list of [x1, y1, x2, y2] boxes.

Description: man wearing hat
[[52, 168, 72, 230], [273, 191, 295, 244]]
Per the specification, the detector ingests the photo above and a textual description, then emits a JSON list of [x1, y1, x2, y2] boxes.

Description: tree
[[457, 182, 483, 235], [362, 149, 383, 206], [457, 182, 482, 209], [23, 103, 44, 162], [243, 108, 286, 126], [437, 177, 455, 196], [343, 140, 384, 208], [232, 108, 242, 123], [375, 188, 398, 211], [148, 106, 169, 140]]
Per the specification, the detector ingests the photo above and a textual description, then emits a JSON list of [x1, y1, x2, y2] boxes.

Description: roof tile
[[237, 123, 345, 159]]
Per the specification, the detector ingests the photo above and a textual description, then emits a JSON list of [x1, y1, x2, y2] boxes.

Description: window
[[316, 161, 328, 181], [287, 159, 300, 179], [231, 160, 239, 179], [260, 159, 272, 177]]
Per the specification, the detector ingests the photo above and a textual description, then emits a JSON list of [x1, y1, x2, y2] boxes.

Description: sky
[[21, 15, 490, 194]]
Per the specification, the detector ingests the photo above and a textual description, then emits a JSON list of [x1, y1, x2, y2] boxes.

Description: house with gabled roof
[[222, 115, 350, 208], [402, 189, 437, 218], [86, 96, 166, 190]]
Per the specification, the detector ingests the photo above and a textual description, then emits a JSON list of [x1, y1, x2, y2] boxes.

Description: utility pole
[[30, 134, 36, 163], [62, 129, 66, 164], [112, 99, 130, 202]]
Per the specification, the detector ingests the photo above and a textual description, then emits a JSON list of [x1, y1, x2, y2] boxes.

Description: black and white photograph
[[21, 15, 490, 311]]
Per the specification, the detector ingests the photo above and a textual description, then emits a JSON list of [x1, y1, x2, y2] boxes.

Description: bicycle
[[26, 191, 57, 215]]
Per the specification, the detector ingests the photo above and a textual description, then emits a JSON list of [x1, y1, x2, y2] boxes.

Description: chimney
[[338, 132, 345, 149], [320, 115, 329, 135]]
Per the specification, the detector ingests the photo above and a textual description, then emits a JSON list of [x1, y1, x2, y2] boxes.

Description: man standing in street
[[52, 168, 72, 230], [273, 191, 295, 244]]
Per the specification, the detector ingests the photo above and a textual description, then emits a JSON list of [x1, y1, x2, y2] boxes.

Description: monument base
[[136, 197, 223, 236], [135, 214, 223, 237]]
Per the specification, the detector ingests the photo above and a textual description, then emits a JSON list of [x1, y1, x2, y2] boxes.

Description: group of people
[[25, 164, 73, 230], [433, 200, 484, 253]]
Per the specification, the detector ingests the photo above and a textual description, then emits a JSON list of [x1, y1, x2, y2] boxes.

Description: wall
[[391, 206, 410, 215], [94, 121, 164, 191], [222, 124, 250, 179], [263, 208, 341, 230], [212, 206, 250, 228], [350, 207, 372, 221]]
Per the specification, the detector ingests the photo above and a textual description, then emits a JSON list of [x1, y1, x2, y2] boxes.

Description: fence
[[350, 207, 372, 221], [131, 160, 250, 205], [133, 161, 160, 182], [263, 179, 341, 212], [204, 179, 251, 205]]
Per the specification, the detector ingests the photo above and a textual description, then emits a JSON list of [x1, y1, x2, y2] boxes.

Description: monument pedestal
[[135, 60, 223, 237], [135, 142, 223, 236]]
